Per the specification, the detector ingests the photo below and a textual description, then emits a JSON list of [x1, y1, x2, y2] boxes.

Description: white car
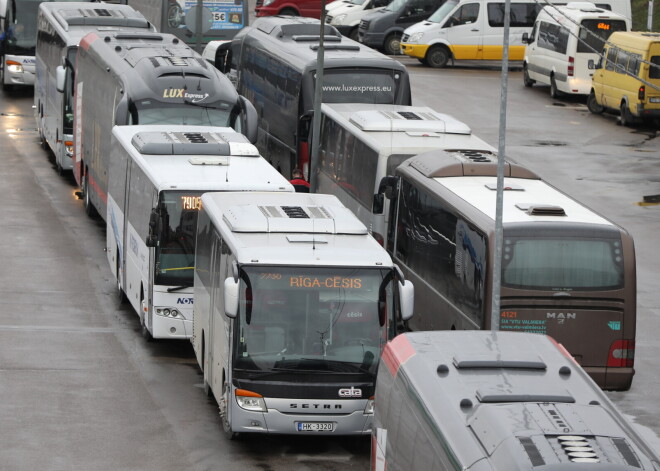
[[326, 0, 390, 40]]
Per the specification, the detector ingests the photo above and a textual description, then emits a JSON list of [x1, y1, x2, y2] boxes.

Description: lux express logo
[[162, 88, 210, 102]]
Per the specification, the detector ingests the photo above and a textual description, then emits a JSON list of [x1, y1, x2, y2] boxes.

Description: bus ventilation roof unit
[[409, 149, 541, 179], [515, 203, 567, 216], [55, 8, 150, 30], [131, 131, 259, 157], [349, 108, 472, 134], [223, 204, 368, 235], [453, 354, 547, 370]]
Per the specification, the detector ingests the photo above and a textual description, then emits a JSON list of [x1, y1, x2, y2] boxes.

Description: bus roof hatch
[[131, 131, 258, 156]]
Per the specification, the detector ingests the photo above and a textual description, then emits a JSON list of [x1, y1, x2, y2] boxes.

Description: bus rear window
[[577, 19, 627, 54], [502, 238, 624, 290], [650, 56, 660, 79], [320, 69, 400, 104]]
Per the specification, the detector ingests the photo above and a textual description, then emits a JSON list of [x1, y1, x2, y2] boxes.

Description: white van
[[326, 0, 389, 40], [523, 3, 630, 97], [400, 0, 631, 68]]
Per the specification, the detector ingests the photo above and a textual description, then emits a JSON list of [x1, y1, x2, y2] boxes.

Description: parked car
[[255, 0, 339, 18]]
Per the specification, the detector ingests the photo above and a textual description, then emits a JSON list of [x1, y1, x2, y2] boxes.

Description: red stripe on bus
[[80, 33, 99, 51], [89, 173, 108, 204], [382, 335, 416, 377], [547, 335, 578, 365]]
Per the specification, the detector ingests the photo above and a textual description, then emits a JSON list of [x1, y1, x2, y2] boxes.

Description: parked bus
[[73, 30, 257, 219], [317, 103, 496, 246], [127, 0, 248, 50], [522, 3, 630, 97], [34, 2, 153, 173], [229, 16, 412, 179], [192, 191, 414, 437], [106, 126, 294, 340], [373, 331, 660, 470], [375, 149, 636, 390], [1, 0, 94, 90]]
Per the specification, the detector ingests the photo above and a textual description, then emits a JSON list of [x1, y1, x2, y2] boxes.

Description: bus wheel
[[82, 173, 98, 218], [426, 46, 449, 68], [140, 294, 154, 342], [220, 381, 239, 440], [587, 91, 604, 114], [523, 64, 535, 87], [619, 102, 635, 127], [383, 33, 402, 56], [202, 336, 212, 397], [550, 75, 561, 99], [280, 7, 298, 15]]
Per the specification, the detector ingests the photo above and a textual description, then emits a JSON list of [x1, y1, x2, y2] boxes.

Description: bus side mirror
[[145, 234, 158, 247], [378, 175, 398, 199], [55, 66, 66, 93], [522, 32, 530, 44], [373, 193, 384, 214], [588, 59, 595, 70], [224, 277, 239, 318], [398, 280, 414, 321], [298, 112, 313, 142], [239, 96, 258, 144], [146, 208, 161, 247], [214, 42, 233, 74]]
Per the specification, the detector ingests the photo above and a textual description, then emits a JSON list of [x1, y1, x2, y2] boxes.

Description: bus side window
[[605, 46, 617, 71]]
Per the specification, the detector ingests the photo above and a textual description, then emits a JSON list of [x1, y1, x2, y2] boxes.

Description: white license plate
[[296, 422, 335, 432], [650, 97, 660, 103]]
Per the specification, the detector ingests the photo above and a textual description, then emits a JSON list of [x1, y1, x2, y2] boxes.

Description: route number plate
[[296, 422, 335, 432]]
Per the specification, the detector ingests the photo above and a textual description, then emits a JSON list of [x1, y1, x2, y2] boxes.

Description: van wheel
[[550, 75, 561, 98], [279, 7, 298, 15], [587, 91, 604, 114], [383, 33, 402, 56], [417, 57, 428, 66], [426, 45, 450, 68], [523, 64, 535, 87], [619, 102, 635, 127]]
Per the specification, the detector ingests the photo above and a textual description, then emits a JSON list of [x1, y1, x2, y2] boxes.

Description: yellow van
[[588, 32, 660, 126]]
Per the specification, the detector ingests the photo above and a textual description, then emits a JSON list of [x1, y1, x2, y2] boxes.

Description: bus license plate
[[296, 422, 334, 432], [650, 97, 660, 103]]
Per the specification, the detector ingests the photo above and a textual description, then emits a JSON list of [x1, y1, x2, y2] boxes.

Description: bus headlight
[[408, 32, 424, 43], [333, 13, 347, 24], [171, 309, 180, 318], [364, 397, 375, 415], [65, 141, 74, 157], [236, 389, 267, 412], [6, 60, 24, 73]]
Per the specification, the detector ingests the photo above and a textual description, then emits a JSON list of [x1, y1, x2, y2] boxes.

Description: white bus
[[316, 103, 496, 246], [106, 126, 294, 340], [522, 3, 630, 97], [192, 192, 414, 437], [34, 2, 153, 173]]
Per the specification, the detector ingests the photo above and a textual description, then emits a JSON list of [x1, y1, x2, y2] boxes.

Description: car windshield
[[428, 0, 458, 22], [132, 99, 241, 128], [154, 191, 203, 286], [385, 0, 406, 12], [234, 266, 395, 375]]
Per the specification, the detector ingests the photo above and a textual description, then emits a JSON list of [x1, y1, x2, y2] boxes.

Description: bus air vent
[[309, 44, 358, 51], [612, 438, 641, 467], [476, 387, 575, 403], [294, 35, 341, 42], [453, 355, 547, 370], [553, 435, 602, 463], [149, 57, 160, 68], [518, 437, 545, 466], [397, 111, 423, 120], [281, 206, 310, 219], [166, 56, 189, 67], [520, 205, 567, 216], [131, 131, 231, 155], [57, 8, 150, 30]]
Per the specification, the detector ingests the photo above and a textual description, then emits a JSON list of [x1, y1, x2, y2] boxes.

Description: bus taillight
[[568, 56, 575, 77], [638, 86, 645, 101], [607, 340, 635, 368]]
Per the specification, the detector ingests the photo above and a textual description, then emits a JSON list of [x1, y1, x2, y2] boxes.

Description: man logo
[[339, 387, 362, 398]]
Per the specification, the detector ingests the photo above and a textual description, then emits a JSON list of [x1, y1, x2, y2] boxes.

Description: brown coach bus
[[375, 149, 636, 391]]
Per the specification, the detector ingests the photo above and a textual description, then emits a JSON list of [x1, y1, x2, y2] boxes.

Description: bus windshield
[[428, 0, 458, 23], [132, 99, 241, 128], [320, 68, 401, 104], [502, 236, 625, 290], [234, 266, 395, 376], [4, 0, 42, 55], [154, 191, 202, 286]]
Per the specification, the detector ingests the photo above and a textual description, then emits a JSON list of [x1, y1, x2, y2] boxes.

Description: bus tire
[[619, 101, 635, 127], [550, 75, 561, 98], [587, 91, 604, 114], [523, 64, 535, 87], [220, 379, 239, 440], [140, 291, 154, 342], [202, 335, 212, 397], [82, 172, 98, 218], [426, 45, 450, 68], [116, 247, 127, 304], [279, 7, 298, 15], [383, 33, 402, 56]]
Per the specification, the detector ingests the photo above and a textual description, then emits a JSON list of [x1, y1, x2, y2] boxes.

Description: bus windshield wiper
[[167, 284, 192, 292]]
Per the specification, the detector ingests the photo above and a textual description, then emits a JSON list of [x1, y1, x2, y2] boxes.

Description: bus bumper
[[231, 405, 372, 435], [584, 366, 634, 391], [151, 316, 192, 339], [635, 105, 660, 119], [400, 43, 429, 60], [4, 64, 35, 86]]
